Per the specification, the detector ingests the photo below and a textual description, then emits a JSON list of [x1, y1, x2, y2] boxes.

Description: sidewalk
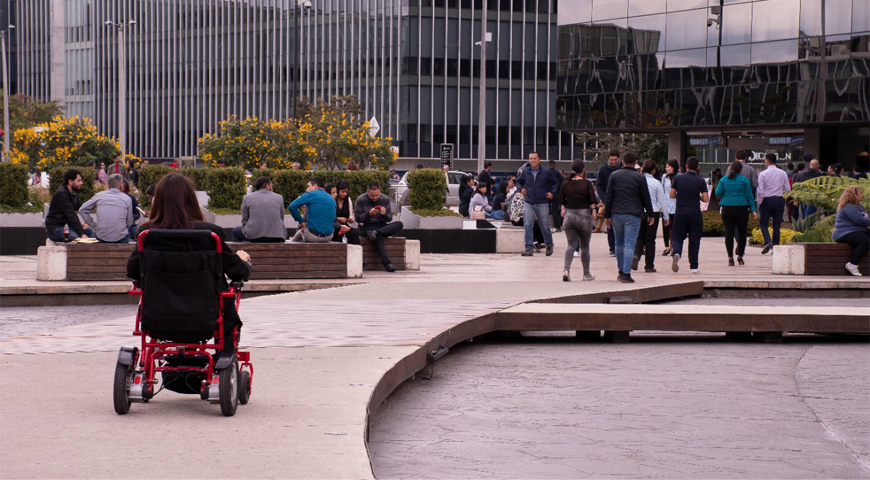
[[1, 234, 868, 478]]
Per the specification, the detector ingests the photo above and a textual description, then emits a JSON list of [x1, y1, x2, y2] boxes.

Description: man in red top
[[108, 155, 128, 179]]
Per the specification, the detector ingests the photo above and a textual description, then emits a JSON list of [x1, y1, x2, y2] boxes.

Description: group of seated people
[[232, 176, 404, 272], [458, 174, 517, 220]]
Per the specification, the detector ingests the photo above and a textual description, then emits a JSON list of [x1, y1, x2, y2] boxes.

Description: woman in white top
[[660, 159, 679, 256], [469, 183, 493, 219], [633, 160, 670, 272]]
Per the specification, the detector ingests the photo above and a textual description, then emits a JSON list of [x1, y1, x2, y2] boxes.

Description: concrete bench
[[37, 241, 366, 281], [358, 237, 420, 271], [772, 242, 869, 275]]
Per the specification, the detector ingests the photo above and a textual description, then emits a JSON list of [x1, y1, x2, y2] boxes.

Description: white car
[[392, 170, 470, 206]]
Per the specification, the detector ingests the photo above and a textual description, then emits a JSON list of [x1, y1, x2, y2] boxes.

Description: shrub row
[[252, 169, 390, 207], [137, 165, 246, 209], [0, 163, 30, 207], [48, 166, 98, 203], [406, 168, 447, 211], [750, 227, 798, 245]]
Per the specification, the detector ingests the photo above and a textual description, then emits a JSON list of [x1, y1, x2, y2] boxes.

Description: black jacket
[[459, 183, 473, 217], [45, 185, 85, 235], [604, 167, 654, 218], [595, 162, 619, 202], [478, 169, 493, 190]]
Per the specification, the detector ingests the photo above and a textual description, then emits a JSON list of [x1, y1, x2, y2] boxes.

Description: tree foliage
[[574, 132, 669, 173], [786, 176, 870, 214], [10, 116, 120, 171], [0, 91, 65, 133]]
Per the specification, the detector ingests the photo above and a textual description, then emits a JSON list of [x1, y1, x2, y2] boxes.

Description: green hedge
[[182, 167, 210, 191], [0, 163, 30, 207], [48, 166, 98, 203], [257, 169, 390, 207], [137, 165, 175, 207], [407, 168, 447, 211], [206, 167, 246, 209]]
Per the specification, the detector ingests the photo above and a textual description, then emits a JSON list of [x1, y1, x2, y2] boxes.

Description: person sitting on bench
[[288, 177, 336, 243], [232, 176, 287, 243], [45, 168, 96, 242], [354, 182, 404, 272]]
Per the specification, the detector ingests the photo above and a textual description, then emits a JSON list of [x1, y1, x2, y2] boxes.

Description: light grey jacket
[[79, 188, 134, 242], [242, 188, 287, 240], [470, 193, 492, 213]]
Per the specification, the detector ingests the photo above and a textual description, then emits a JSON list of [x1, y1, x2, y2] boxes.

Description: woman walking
[[633, 160, 669, 272], [661, 159, 679, 256], [832, 185, 870, 276], [559, 159, 596, 281], [715, 161, 757, 266]]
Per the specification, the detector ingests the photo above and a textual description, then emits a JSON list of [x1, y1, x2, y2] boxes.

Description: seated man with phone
[[354, 182, 404, 272]]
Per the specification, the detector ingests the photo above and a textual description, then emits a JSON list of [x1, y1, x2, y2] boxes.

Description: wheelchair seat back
[[138, 229, 226, 341]]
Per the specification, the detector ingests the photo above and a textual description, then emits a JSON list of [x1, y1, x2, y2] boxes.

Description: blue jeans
[[491, 210, 504, 220], [46, 225, 96, 242], [523, 202, 553, 250], [611, 214, 641, 274], [759, 196, 785, 246]]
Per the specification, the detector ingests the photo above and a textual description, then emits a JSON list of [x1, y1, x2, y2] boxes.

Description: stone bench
[[358, 237, 420, 271], [772, 242, 869, 275]]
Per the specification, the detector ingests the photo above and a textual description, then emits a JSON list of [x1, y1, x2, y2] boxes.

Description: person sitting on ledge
[[832, 185, 870, 277], [232, 176, 287, 243], [44, 168, 96, 242], [79, 174, 134, 243], [288, 177, 336, 243], [354, 182, 404, 272], [334, 180, 361, 244]]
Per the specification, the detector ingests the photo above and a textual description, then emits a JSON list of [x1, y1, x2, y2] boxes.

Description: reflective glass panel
[[855, 0, 870, 32], [720, 43, 751, 66], [629, 0, 666, 16], [752, 39, 798, 63], [825, 0, 853, 35], [557, 0, 592, 25], [721, 3, 751, 45], [800, 0, 823, 37], [629, 14, 666, 53], [666, 8, 709, 50], [666, 47, 707, 67], [668, 0, 707, 11], [592, 0, 628, 21], [752, 0, 800, 42]]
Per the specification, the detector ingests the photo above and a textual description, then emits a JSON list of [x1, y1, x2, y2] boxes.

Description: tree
[[198, 116, 316, 171], [10, 115, 120, 171], [0, 91, 65, 132], [574, 132, 669, 173]]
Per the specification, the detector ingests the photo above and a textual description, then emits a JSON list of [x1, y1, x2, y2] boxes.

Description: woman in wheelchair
[[126, 173, 252, 352]]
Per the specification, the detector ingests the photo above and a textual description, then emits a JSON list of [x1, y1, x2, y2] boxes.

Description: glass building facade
[[556, 0, 870, 168], [10, 0, 578, 167]]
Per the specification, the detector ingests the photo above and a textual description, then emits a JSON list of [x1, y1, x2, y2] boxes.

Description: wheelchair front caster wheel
[[219, 358, 238, 416], [113, 361, 133, 415], [238, 370, 251, 405]]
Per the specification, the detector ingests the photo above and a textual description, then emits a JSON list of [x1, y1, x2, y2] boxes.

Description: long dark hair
[[665, 159, 679, 181], [641, 159, 657, 175], [727, 161, 742, 180], [569, 159, 586, 179], [141, 173, 204, 230]]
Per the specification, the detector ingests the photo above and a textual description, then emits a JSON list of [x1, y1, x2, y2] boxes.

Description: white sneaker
[[583, 273, 595, 281], [845, 263, 863, 276], [691, 269, 700, 274], [573, 251, 579, 258], [562, 269, 571, 282]]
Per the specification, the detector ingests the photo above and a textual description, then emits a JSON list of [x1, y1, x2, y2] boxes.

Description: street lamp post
[[293, 1, 312, 120], [475, 0, 489, 174], [1, 25, 15, 162], [105, 19, 136, 156]]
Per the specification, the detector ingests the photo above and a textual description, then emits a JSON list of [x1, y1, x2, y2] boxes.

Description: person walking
[[604, 152, 654, 283], [757, 153, 791, 254], [669, 156, 709, 274], [596, 150, 621, 256], [478, 161, 493, 196], [559, 159, 597, 282], [549, 160, 564, 232], [735, 150, 758, 196], [661, 159, 678, 256], [832, 185, 870, 276], [516, 152, 559, 257], [632, 160, 669, 273], [716, 161, 757, 266]]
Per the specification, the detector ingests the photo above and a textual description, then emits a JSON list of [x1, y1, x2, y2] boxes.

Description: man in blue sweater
[[517, 151, 559, 256], [289, 177, 337, 243]]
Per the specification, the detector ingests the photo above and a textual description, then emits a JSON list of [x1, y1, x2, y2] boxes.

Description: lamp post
[[293, 1, 312, 120], [105, 19, 136, 156], [707, 1, 723, 69], [475, 0, 489, 174], [1, 24, 15, 162]]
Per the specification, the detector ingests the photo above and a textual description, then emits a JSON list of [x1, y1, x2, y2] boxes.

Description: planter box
[[0, 212, 44, 227], [402, 208, 464, 230], [209, 213, 299, 229]]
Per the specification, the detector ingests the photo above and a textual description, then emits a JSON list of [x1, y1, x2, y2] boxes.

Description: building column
[[668, 131, 686, 164], [803, 128, 820, 161], [49, 0, 65, 105]]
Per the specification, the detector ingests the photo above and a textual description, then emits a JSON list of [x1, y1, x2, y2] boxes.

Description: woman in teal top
[[715, 161, 758, 266]]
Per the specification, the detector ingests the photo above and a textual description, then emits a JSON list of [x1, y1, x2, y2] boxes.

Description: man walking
[[289, 177, 336, 244], [44, 169, 96, 242], [355, 182, 404, 272], [669, 156, 709, 274], [757, 153, 791, 254], [232, 176, 288, 243], [516, 152, 559, 257], [478, 161, 494, 196], [596, 150, 621, 256], [603, 152, 654, 283], [735, 150, 758, 196], [79, 174, 134, 243]]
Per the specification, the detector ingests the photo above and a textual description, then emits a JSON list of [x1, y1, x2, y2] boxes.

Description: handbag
[[470, 205, 486, 220]]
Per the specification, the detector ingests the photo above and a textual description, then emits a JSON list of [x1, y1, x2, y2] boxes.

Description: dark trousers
[[333, 226, 361, 245], [661, 219, 671, 248], [607, 226, 615, 253], [837, 230, 870, 265], [671, 212, 703, 269], [231, 226, 285, 243], [633, 213, 660, 269], [721, 206, 750, 258], [759, 196, 786, 246], [361, 221, 404, 266], [549, 200, 563, 229]]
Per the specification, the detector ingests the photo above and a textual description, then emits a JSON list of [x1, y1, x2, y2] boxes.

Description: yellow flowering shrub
[[10, 115, 121, 171], [750, 227, 798, 245]]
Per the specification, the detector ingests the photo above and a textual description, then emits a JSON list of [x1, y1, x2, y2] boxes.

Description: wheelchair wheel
[[219, 358, 238, 417], [113, 361, 133, 415], [238, 370, 251, 405]]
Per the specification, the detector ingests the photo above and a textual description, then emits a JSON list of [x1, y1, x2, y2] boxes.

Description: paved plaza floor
[[0, 233, 868, 479]]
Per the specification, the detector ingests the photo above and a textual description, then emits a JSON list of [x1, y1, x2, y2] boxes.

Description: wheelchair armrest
[[230, 280, 245, 290]]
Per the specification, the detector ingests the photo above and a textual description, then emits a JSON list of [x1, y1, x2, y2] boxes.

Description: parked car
[[391, 170, 470, 206]]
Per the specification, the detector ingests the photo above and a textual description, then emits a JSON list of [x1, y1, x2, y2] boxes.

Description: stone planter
[[0, 212, 45, 227], [209, 213, 298, 229], [402, 208, 464, 230]]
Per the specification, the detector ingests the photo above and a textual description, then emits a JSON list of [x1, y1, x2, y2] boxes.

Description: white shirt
[[644, 173, 669, 221], [757, 165, 791, 203]]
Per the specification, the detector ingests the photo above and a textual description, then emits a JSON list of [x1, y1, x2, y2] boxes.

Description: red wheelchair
[[114, 229, 253, 416]]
